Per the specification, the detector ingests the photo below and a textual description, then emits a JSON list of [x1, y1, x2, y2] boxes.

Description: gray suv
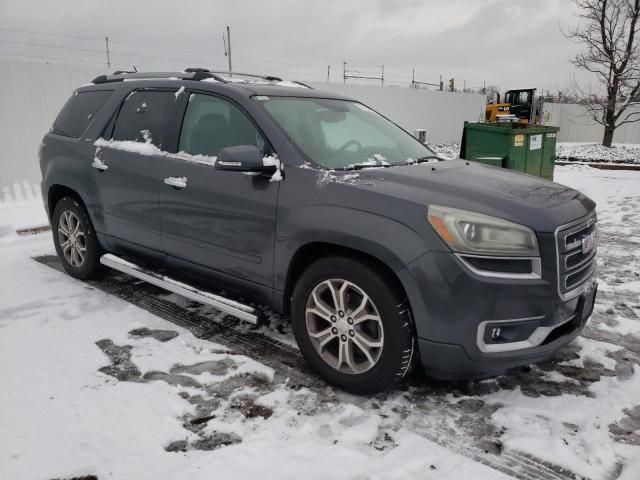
[[40, 69, 598, 394]]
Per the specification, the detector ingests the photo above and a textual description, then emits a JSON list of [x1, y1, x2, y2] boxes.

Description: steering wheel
[[338, 140, 362, 152]]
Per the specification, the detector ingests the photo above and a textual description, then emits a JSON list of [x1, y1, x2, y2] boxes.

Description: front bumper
[[399, 250, 597, 380]]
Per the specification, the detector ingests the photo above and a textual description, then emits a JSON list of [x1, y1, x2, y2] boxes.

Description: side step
[[99, 253, 259, 324]]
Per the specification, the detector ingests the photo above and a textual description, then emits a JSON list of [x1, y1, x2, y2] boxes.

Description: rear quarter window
[[51, 90, 113, 138]]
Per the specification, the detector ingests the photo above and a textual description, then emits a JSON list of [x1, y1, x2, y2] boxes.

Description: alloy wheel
[[57, 210, 87, 267], [305, 279, 384, 374]]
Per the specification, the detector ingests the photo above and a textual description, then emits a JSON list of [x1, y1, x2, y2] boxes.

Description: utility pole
[[439, 75, 443, 91], [105, 36, 111, 69], [343, 61, 346, 84], [381, 65, 384, 86], [412, 68, 415, 88], [223, 26, 232, 75], [327, 65, 330, 82], [226, 26, 232, 75]]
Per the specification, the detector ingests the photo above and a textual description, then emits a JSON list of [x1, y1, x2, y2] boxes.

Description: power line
[[0, 27, 102, 42], [0, 27, 486, 88], [110, 49, 213, 65], [0, 39, 105, 54], [1, 26, 329, 72], [108, 39, 224, 59], [0, 51, 110, 65]]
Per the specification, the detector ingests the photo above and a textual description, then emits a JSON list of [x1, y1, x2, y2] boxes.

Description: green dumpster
[[460, 122, 560, 180]]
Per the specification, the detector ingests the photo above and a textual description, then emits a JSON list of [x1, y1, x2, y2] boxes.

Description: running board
[[99, 253, 259, 324]]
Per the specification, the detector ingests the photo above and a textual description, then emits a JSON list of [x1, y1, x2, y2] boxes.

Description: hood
[[348, 159, 595, 232]]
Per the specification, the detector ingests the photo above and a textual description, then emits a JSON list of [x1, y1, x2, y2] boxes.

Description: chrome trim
[[456, 254, 542, 280], [477, 314, 574, 353], [563, 216, 596, 250], [554, 213, 598, 301], [564, 261, 596, 290], [100, 253, 258, 324], [564, 248, 597, 271]]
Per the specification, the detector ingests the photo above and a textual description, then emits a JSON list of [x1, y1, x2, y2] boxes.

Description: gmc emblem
[[582, 233, 594, 254]]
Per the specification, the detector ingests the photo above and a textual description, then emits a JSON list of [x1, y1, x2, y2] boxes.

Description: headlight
[[427, 205, 539, 256]]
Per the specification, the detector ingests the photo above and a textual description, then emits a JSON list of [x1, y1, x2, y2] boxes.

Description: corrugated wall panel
[[0, 60, 105, 200], [308, 82, 486, 144], [545, 103, 640, 143], [1, 60, 639, 201]]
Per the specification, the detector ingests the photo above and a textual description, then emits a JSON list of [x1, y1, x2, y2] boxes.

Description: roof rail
[[204, 71, 284, 82], [91, 69, 312, 88], [92, 70, 227, 84]]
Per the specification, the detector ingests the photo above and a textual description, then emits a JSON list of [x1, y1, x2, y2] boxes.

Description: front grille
[[556, 214, 597, 295]]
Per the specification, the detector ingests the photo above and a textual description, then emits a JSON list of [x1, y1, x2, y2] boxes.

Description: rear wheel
[[52, 197, 103, 279], [291, 256, 416, 394]]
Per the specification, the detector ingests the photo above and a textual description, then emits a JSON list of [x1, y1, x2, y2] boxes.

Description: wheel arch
[[47, 184, 87, 219], [281, 242, 409, 316]]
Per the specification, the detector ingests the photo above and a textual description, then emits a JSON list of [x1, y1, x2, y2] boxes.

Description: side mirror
[[215, 145, 276, 174]]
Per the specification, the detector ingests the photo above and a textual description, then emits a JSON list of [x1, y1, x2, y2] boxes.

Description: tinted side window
[[112, 90, 175, 147], [52, 90, 112, 138], [178, 93, 265, 157]]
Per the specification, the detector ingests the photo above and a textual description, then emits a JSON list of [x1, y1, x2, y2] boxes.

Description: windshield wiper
[[342, 162, 393, 171], [414, 155, 443, 163]]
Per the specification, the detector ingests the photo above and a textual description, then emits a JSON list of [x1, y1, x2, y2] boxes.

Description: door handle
[[91, 159, 108, 171], [164, 176, 187, 189]]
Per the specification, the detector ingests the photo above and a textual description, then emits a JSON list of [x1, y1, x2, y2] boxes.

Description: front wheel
[[291, 256, 416, 394]]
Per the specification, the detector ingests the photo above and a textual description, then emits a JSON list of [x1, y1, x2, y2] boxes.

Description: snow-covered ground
[[556, 143, 640, 164], [429, 142, 640, 164], [1, 166, 640, 480]]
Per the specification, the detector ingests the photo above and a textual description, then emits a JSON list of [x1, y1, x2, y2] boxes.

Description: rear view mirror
[[215, 145, 276, 174]]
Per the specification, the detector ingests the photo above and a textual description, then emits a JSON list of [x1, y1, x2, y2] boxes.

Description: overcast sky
[[0, 0, 589, 93]]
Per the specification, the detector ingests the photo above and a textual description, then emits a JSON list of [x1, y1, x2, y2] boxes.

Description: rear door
[[160, 91, 279, 300], [94, 88, 177, 255]]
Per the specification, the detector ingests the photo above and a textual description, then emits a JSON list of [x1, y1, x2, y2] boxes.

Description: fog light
[[483, 321, 539, 344]]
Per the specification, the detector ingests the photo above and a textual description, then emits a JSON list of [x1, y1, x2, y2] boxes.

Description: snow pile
[[94, 137, 162, 157], [556, 143, 640, 164], [1, 181, 42, 206], [0, 182, 47, 239], [94, 138, 282, 169], [201, 77, 307, 88], [430, 141, 640, 164], [262, 155, 283, 182], [172, 151, 217, 167], [428, 143, 460, 159], [174, 86, 185, 99]]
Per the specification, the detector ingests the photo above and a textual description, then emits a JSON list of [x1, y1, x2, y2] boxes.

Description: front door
[[94, 89, 177, 254], [160, 92, 279, 298]]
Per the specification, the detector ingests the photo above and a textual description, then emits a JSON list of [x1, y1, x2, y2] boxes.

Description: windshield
[[258, 97, 436, 169]]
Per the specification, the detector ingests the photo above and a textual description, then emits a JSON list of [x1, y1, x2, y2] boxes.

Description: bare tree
[[565, 0, 640, 146]]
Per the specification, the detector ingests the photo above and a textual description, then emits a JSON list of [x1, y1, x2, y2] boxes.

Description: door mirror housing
[[215, 145, 276, 174]]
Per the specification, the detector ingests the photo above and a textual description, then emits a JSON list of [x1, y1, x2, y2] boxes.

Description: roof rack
[[91, 68, 312, 89], [92, 70, 226, 84]]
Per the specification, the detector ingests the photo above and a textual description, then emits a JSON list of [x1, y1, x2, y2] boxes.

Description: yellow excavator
[[485, 88, 544, 125]]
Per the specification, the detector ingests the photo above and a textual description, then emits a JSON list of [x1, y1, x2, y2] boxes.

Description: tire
[[52, 196, 103, 280], [291, 256, 416, 394]]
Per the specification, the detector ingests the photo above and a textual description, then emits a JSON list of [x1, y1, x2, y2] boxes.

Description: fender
[[40, 136, 105, 233], [274, 204, 431, 293]]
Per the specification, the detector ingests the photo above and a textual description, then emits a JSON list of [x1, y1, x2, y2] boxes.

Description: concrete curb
[[555, 161, 640, 171]]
